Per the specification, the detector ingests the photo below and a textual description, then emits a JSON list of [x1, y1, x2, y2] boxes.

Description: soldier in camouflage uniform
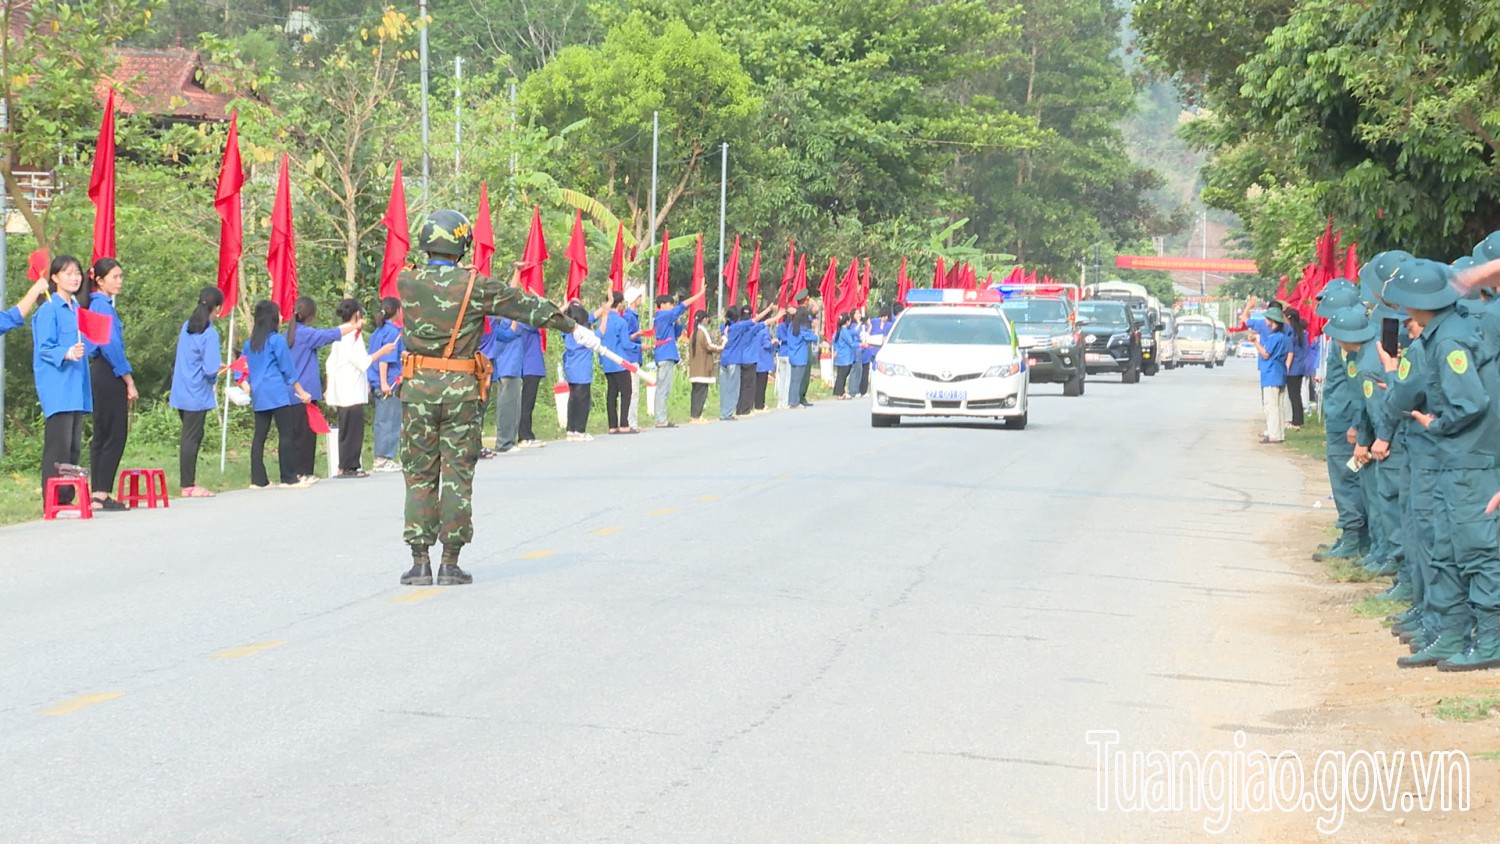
[[398, 210, 601, 586]]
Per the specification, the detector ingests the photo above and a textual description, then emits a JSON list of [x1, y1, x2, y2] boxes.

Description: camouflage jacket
[[398, 261, 575, 403]]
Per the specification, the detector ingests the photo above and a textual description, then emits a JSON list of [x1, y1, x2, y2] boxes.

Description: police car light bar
[[904, 288, 1006, 305], [993, 283, 1082, 301]]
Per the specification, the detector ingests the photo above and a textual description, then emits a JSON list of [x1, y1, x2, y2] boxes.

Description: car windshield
[[1000, 299, 1069, 323], [887, 312, 1013, 345], [1178, 323, 1214, 340], [1075, 303, 1129, 327], [1215, 327, 1226, 340]]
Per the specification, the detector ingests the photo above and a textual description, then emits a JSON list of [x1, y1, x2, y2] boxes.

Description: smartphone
[[1346, 455, 1364, 473], [1381, 318, 1400, 357]]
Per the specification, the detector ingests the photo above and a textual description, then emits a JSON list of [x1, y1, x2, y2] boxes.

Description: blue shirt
[[243, 333, 299, 411], [1257, 330, 1291, 388], [600, 311, 640, 374], [833, 324, 859, 366], [285, 324, 342, 401], [366, 322, 403, 390], [723, 319, 756, 366], [490, 320, 523, 378], [652, 304, 688, 362], [169, 321, 222, 412], [783, 325, 817, 366], [1287, 328, 1317, 377], [774, 322, 790, 358], [0, 305, 23, 335], [623, 309, 643, 364], [86, 293, 133, 377], [518, 323, 545, 376], [563, 334, 596, 384], [863, 317, 891, 363], [32, 293, 93, 417], [755, 323, 775, 373]]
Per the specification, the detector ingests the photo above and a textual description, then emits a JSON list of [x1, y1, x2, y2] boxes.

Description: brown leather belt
[[405, 353, 480, 374]]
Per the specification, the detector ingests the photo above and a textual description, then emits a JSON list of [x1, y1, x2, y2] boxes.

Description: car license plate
[[1027, 357, 1040, 366], [925, 389, 966, 401], [1085, 353, 1109, 363]]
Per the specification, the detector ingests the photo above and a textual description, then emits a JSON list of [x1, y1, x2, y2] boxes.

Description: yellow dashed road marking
[[389, 588, 444, 604], [696, 494, 722, 502], [645, 507, 679, 517], [39, 692, 124, 716], [519, 549, 556, 560], [588, 526, 623, 536], [211, 640, 287, 660]]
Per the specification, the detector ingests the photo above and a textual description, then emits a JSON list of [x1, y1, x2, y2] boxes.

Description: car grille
[[931, 400, 962, 409], [967, 399, 1009, 410], [913, 371, 984, 383], [886, 397, 925, 409]]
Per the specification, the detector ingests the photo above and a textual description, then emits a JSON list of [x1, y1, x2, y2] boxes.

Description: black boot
[[436, 546, 472, 586], [402, 546, 434, 586]]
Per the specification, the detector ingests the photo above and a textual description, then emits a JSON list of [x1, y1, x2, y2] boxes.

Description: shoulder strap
[[443, 270, 479, 359]]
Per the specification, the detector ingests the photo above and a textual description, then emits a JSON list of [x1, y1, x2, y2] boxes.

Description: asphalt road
[[0, 361, 1311, 842]]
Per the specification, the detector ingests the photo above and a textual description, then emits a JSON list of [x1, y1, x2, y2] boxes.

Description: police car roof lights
[[993, 283, 1081, 301], [904, 288, 1006, 306]]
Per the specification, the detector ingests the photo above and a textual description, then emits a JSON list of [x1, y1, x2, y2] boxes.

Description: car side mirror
[[1075, 317, 1090, 327]]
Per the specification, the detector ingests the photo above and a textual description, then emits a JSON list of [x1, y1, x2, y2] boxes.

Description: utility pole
[[717, 142, 727, 314], [1200, 208, 1208, 296], [453, 56, 463, 177], [508, 82, 517, 208], [418, 0, 430, 205], [646, 111, 660, 288], [0, 98, 9, 458]]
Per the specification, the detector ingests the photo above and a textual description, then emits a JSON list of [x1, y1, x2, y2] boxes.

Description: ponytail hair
[[286, 295, 316, 348], [188, 287, 224, 335], [373, 296, 400, 330], [249, 300, 280, 353]]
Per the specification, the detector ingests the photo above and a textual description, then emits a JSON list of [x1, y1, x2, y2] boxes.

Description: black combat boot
[[436, 546, 472, 586], [401, 546, 434, 586]]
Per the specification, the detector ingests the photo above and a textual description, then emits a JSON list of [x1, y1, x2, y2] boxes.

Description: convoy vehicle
[[1175, 315, 1217, 367], [999, 295, 1086, 397], [1213, 320, 1229, 366], [1157, 310, 1179, 370], [1085, 281, 1164, 375], [1073, 299, 1143, 383], [1236, 340, 1258, 359], [871, 290, 1030, 429]]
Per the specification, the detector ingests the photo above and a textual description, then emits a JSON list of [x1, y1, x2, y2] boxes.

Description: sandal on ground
[[181, 486, 216, 498]]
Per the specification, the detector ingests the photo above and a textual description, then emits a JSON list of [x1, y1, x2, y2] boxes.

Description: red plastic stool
[[117, 468, 171, 509], [43, 477, 93, 520]]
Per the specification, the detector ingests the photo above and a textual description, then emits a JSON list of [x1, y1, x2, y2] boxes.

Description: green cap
[[1314, 286, 1362, 318], [1475, 231, 1500, 263], [1323, 306, 1378, 343], [1262, 307, 1286, 324], [1382, 258, 1460, 311]]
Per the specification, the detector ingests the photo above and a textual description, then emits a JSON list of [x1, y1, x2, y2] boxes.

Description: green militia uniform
[[398, 261, 576, 552]]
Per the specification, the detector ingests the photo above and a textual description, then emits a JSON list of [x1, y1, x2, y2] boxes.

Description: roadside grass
[[1353, 596, 1405, 626], [1285, 410, 1326, 461], [1471, 750, 1500, 761], [1433, 695, 1500, 723], [1324, 555, 1381, 584]]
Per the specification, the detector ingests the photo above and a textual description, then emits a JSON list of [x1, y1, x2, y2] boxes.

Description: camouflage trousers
[[401, 398, 482, 549]]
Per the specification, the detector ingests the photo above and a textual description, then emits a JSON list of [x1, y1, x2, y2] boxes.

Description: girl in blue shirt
[[754, 319, 775, 410], [169, 286, 225, 496], [562, 302, 597, 441], [832, 313, 860, 399], [517, 322, 546, 446], [783, 310, 819, 407], [284, 296, 358, 482], [85, 258, 136, 511], [367, 297, 404, 472], [243, 300, 312, 487], [600, 292, 642, 434], [32, 255, 92, 506]]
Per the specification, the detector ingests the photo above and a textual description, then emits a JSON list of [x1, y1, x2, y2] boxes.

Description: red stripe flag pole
[[932, 256, 946, 290], [722, 234, 742, 309], [565, 208, 588, 303], [519, 205, 549, 351], [745, 240, 762, 308], [819, 257, 838, 340], [213, 112, 245, 316], [896, 256, 911, 305], [794, 253, 808, 298], [689, 233, 706, 328], [379, 160, 411, 298], [473, 180, 495, 278], [267, 153, 299, 322], [655, 228, 671, 297], [609, 222, 626, 294], [88, 88, 118, 266], [778, 240, 796, 308]]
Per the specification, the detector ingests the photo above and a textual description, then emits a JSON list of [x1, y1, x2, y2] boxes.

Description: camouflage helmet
[[418, 210, 473, 256]]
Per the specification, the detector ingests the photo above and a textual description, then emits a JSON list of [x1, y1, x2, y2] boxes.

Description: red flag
[[565, 209, 588, 303], [213, 112, 245, 316], [984, 272, 994, 287], [1276, 275, 1292, 301], [833, 258, 859, 322], [472, 180, 495, 278], [778, 240, 797, 308], [723, 234, 742, 308], [305, 403, 332, 435], [378, 161, 411, 297], [819, 258, 838, 340], [932, 257, 945, 289], [795, 253, 808, 294], [1343, 242, 1358, 282], [896, 257, 911, 305], [689, 233, 706, 328], [88, 88, 117, 266], [745, 240, 763, 307], [655, 228, 671, 297], [859, 258, 871, 307], [519, 205, 549, 297], [267, 153, 298, 322], [77, 307, 112, 345], [609, 222, 626, 294], [228, 355, 249, 384], [27, 248, 49, 282]]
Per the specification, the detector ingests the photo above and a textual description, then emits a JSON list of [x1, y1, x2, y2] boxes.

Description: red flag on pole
[[213, 112, 245, 316], [27, 248, 49, 282], [778, 240, 796, 309], [77, 307, 112, 346], [1343, 242, 1358, 282], [689, 233, 706, 328], [609, 222, 626, 294], [722, 234, 742, 308], [794, 254, 808, 297], [88, 88, 117, 267], [655, 228, 671, 297], [860, 257, 871, 307], [519, 205, 549, 296], [305, 403, 333, 435], [228, 355, 249, 385], [565, 209, 588, 303], [267, 153, 299, 322], [833, 258, 858, 322], [932, 257, 946, 290], [896, 257, 911, 305], [379, 160, 411, 297], [819, 258, 838, 340], [473, 180, 495, 278], [745, 240, 763, 308]]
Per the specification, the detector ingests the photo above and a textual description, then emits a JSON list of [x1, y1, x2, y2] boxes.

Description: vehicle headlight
[[984, 362, 1022, 378], [1052, 335, 1073, 350], [1084, 334, 1097, 344], [874, 360, 910, 377]]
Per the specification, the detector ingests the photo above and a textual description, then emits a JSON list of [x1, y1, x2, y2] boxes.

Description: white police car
[[870, 289, 1030, 429]]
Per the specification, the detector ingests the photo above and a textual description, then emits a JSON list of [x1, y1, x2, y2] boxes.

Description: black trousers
[[519, 375, 541, 441], [567, 382, 592, 433], [336, 404, 365, 472], [252, 405, 300, 486], [42, 411, 85, 504], [833, 364, 853, 397], [690, 382, 710, 418], [1306, 376, 1318, 406], [179, 409, 208, 487], [738, 364, 756, 414], [90, 357, 129, 496], [287, 402, 316, 478], [605, 370, 632, 429], [755, 371, 769, 409], [858, 363, 870, 395], [1286, 375, 1306, 427]]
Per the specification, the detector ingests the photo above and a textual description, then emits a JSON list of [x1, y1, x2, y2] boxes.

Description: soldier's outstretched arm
[[479, 279, 576, 332]]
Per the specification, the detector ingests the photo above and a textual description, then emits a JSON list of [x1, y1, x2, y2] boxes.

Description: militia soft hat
[[1262, 306, 1287, 324], [1381, 259, 1460, 311], [1323, 306, 1378, 344], [1317, 278, 1358, 300], [1359, 250, 1414, 305], [1315, 286, 1363, 318], [1474, 231, 1500, 263]]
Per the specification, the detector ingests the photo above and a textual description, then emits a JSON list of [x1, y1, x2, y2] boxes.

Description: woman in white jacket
[[325, 299, 397, 478]]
